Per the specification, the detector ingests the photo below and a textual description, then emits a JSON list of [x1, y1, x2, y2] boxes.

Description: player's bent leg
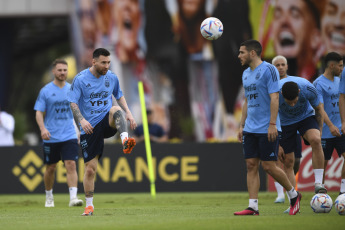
[[303, 129, 324, 169], [303, 129, 327, 193], [109, 106, 136, 154]]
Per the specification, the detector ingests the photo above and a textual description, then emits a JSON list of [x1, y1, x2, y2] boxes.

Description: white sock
[[46, 189, 53, 198], [249, 199, 258, 211], [341, 179, 345, 193], [120, 132, 129, 142], [274, 182, 284, 198], [314, 169, 324, 184], [69, 187, 78, 200], [86, 197, 94, 208], [287, 187, 297, 200]]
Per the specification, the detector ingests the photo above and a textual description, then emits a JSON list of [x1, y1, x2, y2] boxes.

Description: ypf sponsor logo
[[12, 150, 45, 192]]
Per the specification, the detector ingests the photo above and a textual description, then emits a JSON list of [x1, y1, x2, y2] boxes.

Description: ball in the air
[[200, 17, 223, 40]]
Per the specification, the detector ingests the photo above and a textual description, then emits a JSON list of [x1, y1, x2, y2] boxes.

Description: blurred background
[[0, 0, 344, 145]]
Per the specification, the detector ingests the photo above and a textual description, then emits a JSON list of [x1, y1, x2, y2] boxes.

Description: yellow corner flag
[[138, 81, 156, 198]]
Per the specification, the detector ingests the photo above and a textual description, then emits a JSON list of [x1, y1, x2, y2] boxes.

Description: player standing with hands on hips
[[235, 40, 301, 216], [68, 48, 137, 216], [34, 59, 83, 208]]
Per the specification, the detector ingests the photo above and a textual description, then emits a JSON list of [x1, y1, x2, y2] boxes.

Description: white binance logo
[[12, 150, 45, 192]]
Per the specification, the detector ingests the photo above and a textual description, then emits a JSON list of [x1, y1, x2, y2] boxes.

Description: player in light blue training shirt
[[279, 76, 327, 195], [235, 40, 300, 216], [314, 52, 345, 195], [67, 48, 137, 216], [34, 59, 83, 208], [340, 67, 345, 137]]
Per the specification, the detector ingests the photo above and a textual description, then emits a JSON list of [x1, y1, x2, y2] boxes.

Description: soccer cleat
[[289, 192, 302, 215], [315, 184, 327, 194], [234, 207, 259, 216], [82, 206, 94, 216], [283, 207, 290, 214], [274, 197, 285, 203], [69, 197, 83, 207], [122, 137, 136, 154], [45, 196, 54, 207]]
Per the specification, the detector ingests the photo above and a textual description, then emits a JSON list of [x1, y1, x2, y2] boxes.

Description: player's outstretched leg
[[113, 110, 136, 154]]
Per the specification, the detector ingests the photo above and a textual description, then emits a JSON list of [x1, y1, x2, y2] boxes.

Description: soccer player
[[314, 52, 345, 195], [67, 48, 137, 216], [340, 67, 345, 194], [272, 56, 302, 205], [235, 40, 301, 216], [279, 76, 327, 195], [34, 59, 83, 208]]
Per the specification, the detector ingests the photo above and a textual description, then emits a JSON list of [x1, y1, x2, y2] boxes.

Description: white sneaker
[[69, 197, 83, 207], [45, 196, 54, 207]]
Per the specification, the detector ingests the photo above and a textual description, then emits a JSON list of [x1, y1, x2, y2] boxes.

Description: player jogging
[[34, 59, 83, 208]]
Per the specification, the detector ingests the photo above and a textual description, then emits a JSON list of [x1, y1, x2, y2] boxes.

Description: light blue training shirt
[[242, 61, 281, 133], [67, 69, 123, 134], [34, 82, 77, 143], [314, 75, 342, 138], [279, 76, 321, 126]]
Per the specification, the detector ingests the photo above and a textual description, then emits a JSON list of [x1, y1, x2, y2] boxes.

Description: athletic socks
[[46, 189, 53, 198], [274, 182, 285, 199], [69, 187, 78, 200], [86, 197, 94, 208], [120, 132, 129, 143], [314, 169, 324, 185], [341, 179, 345, 194], [249, 199, 258, 211]]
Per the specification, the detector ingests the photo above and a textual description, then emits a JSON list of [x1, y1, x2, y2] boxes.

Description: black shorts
[[242, 131, 279, 161], [321, 135, 345, 160], [43, 139, 79, 164], [279, 133, 302, 158], [280, 116, 319, 154], [80, 112, 117, 163]]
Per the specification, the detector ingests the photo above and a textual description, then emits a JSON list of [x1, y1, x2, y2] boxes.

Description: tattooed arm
[[70, 102, 94, 134]]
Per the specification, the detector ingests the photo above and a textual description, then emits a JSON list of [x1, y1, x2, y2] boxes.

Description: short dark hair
[[93, 48, 110, 59], [282, 81, 299, 100], [240, 40, 262, 57], [324, 52, 343, 67], [52, 59, 67, 67]]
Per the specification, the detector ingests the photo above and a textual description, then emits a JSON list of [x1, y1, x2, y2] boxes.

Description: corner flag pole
[[138, 81, 156, 198]]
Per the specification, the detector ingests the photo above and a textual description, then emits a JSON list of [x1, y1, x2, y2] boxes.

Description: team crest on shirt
[[255, 73, 260, 80], [105, 76, 110, 88]]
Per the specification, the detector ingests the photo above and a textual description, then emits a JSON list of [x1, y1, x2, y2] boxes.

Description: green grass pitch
[[0, 192, 344, 230]]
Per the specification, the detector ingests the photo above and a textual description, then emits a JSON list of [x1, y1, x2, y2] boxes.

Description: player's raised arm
[[70, 102, 93, 134]]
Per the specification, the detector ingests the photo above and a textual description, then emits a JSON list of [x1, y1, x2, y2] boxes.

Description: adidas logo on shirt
[[52, 93, 56, 96], [86, 84, 91, 88], [270, 152, 275, 157]]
